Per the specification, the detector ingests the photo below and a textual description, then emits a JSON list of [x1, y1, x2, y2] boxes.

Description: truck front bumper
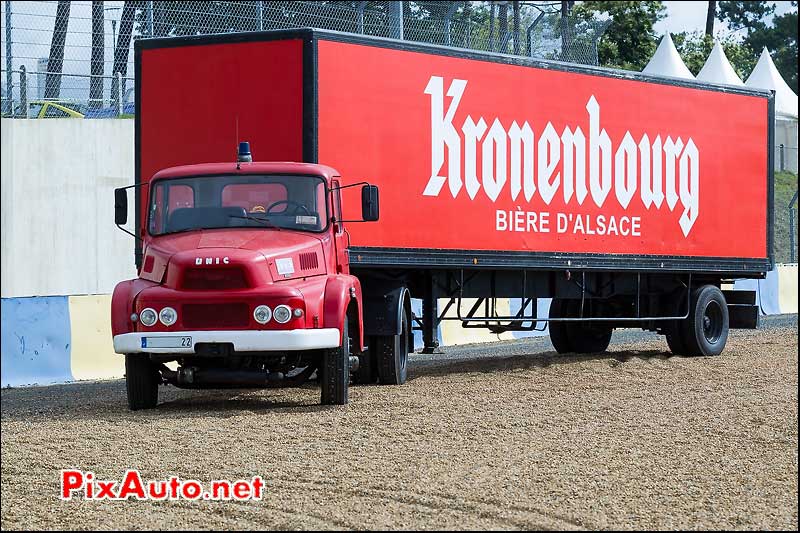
[[113, 329, 341, 354]]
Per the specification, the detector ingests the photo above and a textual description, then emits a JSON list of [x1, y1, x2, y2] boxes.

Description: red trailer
[[112, 29, 773, 408]]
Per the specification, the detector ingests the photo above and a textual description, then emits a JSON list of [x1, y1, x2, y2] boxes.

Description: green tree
[[718, 0, 775, 31], [573, 1, 666, 70], [672, 32, 757, 79], [717, 1, 797, 92], [744, 6, 798, 92]]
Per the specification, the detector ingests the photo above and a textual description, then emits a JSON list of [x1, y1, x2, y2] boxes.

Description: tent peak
[[642, 33, 694, 80]]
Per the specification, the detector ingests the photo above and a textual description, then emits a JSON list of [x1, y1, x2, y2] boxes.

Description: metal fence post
[[19, 65, 26, 118], [4, 0, 12, 115], [257, 1, 263, 31], [356, 1, 367, 34], [146, 0, 154, 36], [388, 1, 403, 40], [790, 190, 798, 264], [780, 144, 785, 172], [465, 2, 472, 48], [527, 12, 544, 57], [115, 72, 122, 115], [444, 2, 461, 47]]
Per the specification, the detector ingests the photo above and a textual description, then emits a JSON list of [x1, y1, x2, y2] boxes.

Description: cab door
[[331, 180, 349, 275]]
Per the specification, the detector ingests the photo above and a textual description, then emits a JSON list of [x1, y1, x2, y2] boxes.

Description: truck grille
[[182, 303, 250, 328], [182, 267, 248, 290]]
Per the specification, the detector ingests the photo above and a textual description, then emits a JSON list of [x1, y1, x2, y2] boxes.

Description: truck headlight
[[254, 305, 272, 324], [140, 308, 157, 327], [159, 306, 178, 326], [273, 305, 292, 324]]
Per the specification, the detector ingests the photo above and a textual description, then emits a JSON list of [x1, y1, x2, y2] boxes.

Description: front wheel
[[320, 320, 351, 405], [125, 354, 160, 411]]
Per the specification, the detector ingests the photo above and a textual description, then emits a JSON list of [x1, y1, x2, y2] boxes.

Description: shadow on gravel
[[154, 390, 330, 416], [0, 381, 333, 422], [408, 349, 675, 380]]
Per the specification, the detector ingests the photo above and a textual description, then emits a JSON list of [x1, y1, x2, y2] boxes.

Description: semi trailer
[[111, 29, 773, 409]]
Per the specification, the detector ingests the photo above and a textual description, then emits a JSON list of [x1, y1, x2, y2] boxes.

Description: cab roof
[[150, 162, 341, 181]]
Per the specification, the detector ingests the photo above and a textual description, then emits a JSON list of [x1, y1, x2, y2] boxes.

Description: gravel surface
[[2, 316, 797, 530]]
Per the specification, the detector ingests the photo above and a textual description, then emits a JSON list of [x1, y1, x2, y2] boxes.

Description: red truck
[[112, 29, 773, 409]]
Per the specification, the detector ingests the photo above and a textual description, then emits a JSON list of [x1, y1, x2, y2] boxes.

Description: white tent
[[746, 47, 798, 119], [746, 48, 798, 172], [697, 41, 743, 85], [642, 34, 694, 80]]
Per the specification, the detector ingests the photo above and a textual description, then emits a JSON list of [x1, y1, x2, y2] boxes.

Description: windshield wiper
[[228, 214, 280, 229]]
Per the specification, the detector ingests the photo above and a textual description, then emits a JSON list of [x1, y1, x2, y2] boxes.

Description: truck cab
[[111, 150, 389, 409]]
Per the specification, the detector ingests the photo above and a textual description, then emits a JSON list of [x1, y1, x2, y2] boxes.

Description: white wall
[[775, 117, 798, 173], [1, 119, 137, 297]]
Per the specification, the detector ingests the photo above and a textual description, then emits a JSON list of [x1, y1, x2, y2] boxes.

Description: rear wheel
[[376, 309, 409, 385], [549, 299, 612, 354], [320, 320, 351, 405], [353, 340, 378, 385], [665, 320, 689, 355], [548, 298, 572, 354], [125, 354, 160, 411], [680, 285, 729, 357]]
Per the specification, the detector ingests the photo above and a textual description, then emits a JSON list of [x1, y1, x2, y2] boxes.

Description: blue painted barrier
[[1, 297, 73, 387]]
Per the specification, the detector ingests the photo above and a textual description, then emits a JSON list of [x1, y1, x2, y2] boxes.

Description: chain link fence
[[2, 1, 795, 263], [1, 1, 610, 117]]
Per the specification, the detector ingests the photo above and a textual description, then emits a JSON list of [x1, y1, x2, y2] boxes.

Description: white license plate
[[141, 336, 192, 349]]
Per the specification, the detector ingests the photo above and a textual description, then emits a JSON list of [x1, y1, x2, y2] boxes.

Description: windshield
[[148, 174, 328, 236]]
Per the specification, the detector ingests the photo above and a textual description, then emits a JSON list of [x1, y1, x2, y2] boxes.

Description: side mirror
[[361, 185, 379, 222], [114, 188, 128, 225]]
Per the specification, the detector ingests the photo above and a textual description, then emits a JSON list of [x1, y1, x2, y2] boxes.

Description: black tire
[[664, 320, 689, 355], [570, 327, 613, 354], [125, 354, 160, 411], [353, 338, 378, 385], [549, 299, 612, 354], [548, 298, 572, 354], [680, 285, 729, 357], [321, 320, 350, 405], [376, 309, 409, 385]]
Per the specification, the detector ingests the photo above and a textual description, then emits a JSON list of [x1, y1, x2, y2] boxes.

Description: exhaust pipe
[[162, 365, 315, 389]]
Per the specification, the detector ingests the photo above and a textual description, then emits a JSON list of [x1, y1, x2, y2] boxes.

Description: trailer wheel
[[376, 309, 409, 385], [664, 321, 689, 355], [320, 320, 350, 405], [549, 299, 611, 354], [567, 300, 612, 353], [125, 354, 160, 411], [680, 285, 729, 357], [548, 298, 572, 354]]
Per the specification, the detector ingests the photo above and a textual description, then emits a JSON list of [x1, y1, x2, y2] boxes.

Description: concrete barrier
[[777, 263, 798, 313], [1, 297, 73, 387], [1, 119, 137, 298], [1, 294, 121, 387], [68, 295, 124, 381]]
